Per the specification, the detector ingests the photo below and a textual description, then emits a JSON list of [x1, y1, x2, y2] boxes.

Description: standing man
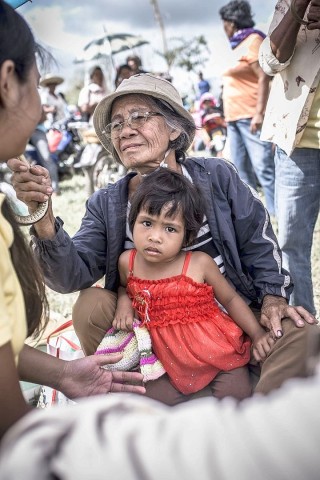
[[197, 71, 211, 97], [259, 0, 320, 315], [219, 0, 275, 217]]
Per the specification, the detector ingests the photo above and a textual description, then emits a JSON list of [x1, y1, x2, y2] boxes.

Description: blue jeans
[[275, 146, 320, 315], [227, 119, 275, 215]]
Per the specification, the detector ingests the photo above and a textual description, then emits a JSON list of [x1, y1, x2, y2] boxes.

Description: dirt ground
[[39, 172, 319, 322]]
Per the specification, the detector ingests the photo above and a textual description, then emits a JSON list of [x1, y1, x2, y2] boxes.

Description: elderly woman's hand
[[7, 157, 53, 211], [58, 353, 146, 399], [260, 295, 318, 337]]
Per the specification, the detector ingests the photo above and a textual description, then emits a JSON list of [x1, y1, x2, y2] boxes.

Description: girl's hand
[[251, 331, 276, 363], [112, 308, 134, 331], [113, 286, 135, 331]]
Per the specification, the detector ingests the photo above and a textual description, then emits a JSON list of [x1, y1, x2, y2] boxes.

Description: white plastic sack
[[37, 320, 84, 409]]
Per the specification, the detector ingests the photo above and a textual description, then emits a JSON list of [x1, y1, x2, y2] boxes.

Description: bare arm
[[270, 0, 310, 62], [18, 344, 145, 399], [0, 342, 30, 440], [202, 258, 263, 340], [113, 286, 135, 331], [249, 61, 271, 133], [113, 251, 135, 331], [198, 253, 275, 361]]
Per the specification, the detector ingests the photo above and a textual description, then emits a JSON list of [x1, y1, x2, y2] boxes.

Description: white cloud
[[19, 1, 275, 96]]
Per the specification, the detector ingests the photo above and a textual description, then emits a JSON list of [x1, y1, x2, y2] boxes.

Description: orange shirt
[[223, 34, 263, 122]]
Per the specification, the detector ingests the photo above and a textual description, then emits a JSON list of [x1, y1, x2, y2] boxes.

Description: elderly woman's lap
[[72, 287, 317, 398]]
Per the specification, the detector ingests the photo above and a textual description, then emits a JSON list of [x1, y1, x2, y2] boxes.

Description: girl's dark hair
[[219, 0, 255, 29], [1, 198, 49, 339], [0, 0, 37, 82], [129, 168, 204, 246]]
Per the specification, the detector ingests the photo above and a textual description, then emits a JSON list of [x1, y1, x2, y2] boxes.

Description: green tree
[[155, 35, 210, 73]]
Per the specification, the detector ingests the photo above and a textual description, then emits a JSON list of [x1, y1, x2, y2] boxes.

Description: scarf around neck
[[229, 28, 266, 50]]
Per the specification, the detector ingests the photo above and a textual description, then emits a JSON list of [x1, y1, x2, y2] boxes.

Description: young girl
[[113, 168, 276, 400]]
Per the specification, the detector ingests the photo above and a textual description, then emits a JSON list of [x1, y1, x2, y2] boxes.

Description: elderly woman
[[9, 72, 317, 404]]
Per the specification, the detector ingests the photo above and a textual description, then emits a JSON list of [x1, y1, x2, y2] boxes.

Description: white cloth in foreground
[[0, 374, 319, 480]]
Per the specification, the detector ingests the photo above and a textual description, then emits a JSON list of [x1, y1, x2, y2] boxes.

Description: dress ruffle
[[127, 261, 251, 395]]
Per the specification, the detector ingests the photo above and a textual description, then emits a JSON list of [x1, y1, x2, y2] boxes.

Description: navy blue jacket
[[32, 157, 292, 303]]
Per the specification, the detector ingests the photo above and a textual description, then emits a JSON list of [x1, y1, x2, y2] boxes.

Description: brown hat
[[93, 73, 195, 151], [40, 74, 64, 87]]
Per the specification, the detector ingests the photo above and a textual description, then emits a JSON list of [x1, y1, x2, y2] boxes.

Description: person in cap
[[39, 73, 68, 128], [8, 73, 317, 403]]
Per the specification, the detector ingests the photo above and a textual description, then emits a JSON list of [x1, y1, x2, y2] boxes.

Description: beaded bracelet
[[290, 0, 309, 26]]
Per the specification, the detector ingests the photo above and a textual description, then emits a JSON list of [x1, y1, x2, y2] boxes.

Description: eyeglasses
[[104, 111, 163, 138]]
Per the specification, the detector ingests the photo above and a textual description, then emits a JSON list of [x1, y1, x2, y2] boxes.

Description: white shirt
[[259, 0, 320, 156]]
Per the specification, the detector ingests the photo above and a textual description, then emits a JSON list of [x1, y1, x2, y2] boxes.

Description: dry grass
[[39, 171, 320, 321]]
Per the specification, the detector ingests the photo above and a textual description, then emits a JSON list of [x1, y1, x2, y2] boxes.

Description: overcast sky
[[18, 0, 276, 95]]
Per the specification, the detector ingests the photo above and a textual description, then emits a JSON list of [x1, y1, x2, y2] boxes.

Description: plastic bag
[[37, 320, 83, 408]]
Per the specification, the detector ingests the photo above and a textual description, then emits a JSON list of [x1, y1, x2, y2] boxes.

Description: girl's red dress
[[127, 249, 251, 394]]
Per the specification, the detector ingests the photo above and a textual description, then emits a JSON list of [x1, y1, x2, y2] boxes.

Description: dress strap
[[128, 249, 137, 277], [181, 251, 192, 276]]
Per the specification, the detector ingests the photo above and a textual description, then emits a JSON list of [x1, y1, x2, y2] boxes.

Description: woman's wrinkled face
[[110, 94, 176, 174]]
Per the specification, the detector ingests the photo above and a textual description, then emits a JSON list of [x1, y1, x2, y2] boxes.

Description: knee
[[73, 287, 117, 354]]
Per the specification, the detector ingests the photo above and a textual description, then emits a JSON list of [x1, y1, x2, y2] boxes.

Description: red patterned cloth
[[127, 250, 251, 394]]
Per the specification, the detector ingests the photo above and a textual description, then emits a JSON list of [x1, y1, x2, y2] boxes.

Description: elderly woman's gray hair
[[107, 93, 196, 164]]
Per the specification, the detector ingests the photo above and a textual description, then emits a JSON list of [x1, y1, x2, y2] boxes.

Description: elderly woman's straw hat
[[40, 73, 64, 87], [93, 73, 195, 151]]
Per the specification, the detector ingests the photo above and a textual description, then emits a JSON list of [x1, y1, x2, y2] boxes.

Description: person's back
[[222, 33, 265, 123], [219, 0, 275, 218]]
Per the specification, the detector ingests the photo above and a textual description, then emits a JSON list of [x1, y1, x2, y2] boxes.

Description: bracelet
[[290, 0, 309, 26]]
